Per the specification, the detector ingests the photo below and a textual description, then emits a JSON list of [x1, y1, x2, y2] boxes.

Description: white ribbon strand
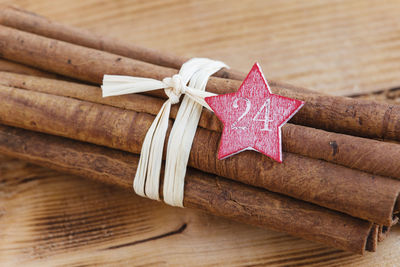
[[101, 58, 227, 207]]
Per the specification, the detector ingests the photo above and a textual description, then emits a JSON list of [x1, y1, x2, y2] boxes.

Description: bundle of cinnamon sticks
[[0, 6, 399, 254]]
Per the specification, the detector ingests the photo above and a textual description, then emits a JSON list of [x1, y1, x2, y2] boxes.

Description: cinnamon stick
[[0, 5, 318, 97], [0, 4, 396, 254], [0, 5, 244, 81], [0, 85, 398, 225], [0, 124, 380, 254], [2, 71, 400, 181], [1, 25, 400, 142], [0, 58, 57, 78]]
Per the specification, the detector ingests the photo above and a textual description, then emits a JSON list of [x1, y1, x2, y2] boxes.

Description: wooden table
[[0, 1, 399, 266]]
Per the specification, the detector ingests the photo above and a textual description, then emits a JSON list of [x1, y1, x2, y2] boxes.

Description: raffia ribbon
[[101, 58, 227, 207]]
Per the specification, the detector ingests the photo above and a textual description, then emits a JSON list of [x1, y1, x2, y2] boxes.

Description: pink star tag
[[205, 63, 304, 162]]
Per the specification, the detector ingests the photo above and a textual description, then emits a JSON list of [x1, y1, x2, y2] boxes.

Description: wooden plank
[[0, 1, 399, 265], [1, 156, 399, 266], [1, 0, 399, 95]]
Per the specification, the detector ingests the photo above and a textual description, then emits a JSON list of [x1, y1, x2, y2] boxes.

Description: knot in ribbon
[[101, 58, 228, 207], [162, 74, 186, 104]]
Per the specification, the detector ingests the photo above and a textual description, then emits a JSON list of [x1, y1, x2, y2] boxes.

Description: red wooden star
[[205, 63, 304, 162]]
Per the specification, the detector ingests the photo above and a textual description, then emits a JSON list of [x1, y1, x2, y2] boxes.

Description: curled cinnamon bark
[[1, 25, 400, 142], [2, 71, 400, 182], [0, 124, 380, 254], [0, 85, 398, 225], [0, 5, 244, 80], [0, 5, 397, 255], [0, 5, 318, 97], [0, 58, 57, 78], [0, 5, 316, 96]]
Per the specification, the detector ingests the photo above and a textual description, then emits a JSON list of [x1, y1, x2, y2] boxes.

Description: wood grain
[[1, 157, 400, 266], [0, 0, 399, 265]]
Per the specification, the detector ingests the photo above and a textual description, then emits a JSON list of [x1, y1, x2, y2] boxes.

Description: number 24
[[231, 97, 273, 131]]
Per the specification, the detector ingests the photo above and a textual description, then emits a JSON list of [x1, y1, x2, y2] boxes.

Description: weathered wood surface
[[0, 0, 400, 266], [1, 156, 399, 266]]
